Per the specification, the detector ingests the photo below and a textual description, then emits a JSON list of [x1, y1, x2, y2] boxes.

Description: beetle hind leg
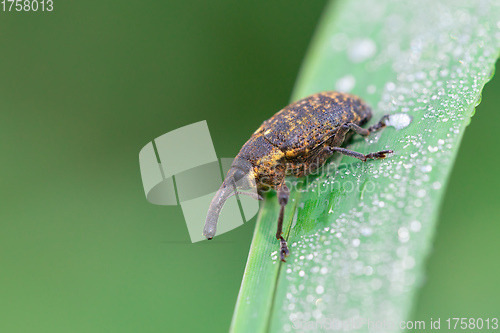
[[276, 183, 290, 262]]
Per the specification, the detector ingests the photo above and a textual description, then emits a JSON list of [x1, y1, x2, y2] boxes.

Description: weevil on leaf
[[203, 91, 393, 262]]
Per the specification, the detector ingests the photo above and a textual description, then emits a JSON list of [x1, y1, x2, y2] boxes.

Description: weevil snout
[[203, 181, 233, 239], [203, 161, 258, 240]]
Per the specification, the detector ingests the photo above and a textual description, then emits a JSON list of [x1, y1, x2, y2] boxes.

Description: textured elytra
[[254, 91, 372, 154]]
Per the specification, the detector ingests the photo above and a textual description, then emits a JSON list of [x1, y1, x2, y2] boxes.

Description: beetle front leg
[[276, 183, 290, 262], [367, 115, 390, 133], [324, 146, 393, 162]]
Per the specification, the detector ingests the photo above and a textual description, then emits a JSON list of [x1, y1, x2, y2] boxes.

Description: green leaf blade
[[232, 0, 500, 332]]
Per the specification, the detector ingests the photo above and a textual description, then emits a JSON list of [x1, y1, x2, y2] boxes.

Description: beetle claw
[[279, 236, 289, 262], [366, 149, 394, 160]]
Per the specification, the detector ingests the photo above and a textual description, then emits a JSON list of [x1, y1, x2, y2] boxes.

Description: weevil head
[[203, 158, 257, 239]]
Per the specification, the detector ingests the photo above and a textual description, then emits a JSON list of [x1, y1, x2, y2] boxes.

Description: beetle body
[[204, 91, 392, 261], [243, 91, 372, 184]]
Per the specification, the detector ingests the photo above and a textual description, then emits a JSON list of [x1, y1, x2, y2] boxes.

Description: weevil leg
[[276, 183, 290, 262], [337, 115, 389, 136], [330, 122, 369, 146], [326, 115, 392, 162], [330, 123, 351, 146], [330, 115, 391, 148], [367, 115, 390, 133], [344, 123, 370, 136], [324, 146, 393, 162]]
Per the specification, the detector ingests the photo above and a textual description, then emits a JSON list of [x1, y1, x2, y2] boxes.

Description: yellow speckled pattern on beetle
[[204, 91, 393, 262], [255, 91, 371, 151], [243, 91, 372, 186]]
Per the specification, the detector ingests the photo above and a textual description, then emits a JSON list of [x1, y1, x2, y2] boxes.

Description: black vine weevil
[[203, 91, 392, 261]]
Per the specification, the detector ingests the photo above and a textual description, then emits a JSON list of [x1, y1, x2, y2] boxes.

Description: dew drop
[[398, 227, 410, 243], [384, 113, 413, 130], [417, 189, 426, 197], [421, 165, 433, 173], [432, 181, 442, 190], [410, 220, 422, 232], [335, 75, 356, 92], [348, 38, 377, 63], [402, 256, 416, 269], [360, 226, 373, 236]]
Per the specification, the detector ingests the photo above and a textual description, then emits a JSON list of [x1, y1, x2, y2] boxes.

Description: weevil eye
[[228, 158, 255, 190], [232, 168, 246, 183]]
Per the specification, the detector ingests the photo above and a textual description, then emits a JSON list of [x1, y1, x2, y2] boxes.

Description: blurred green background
[[0, 1, 498, 332]]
